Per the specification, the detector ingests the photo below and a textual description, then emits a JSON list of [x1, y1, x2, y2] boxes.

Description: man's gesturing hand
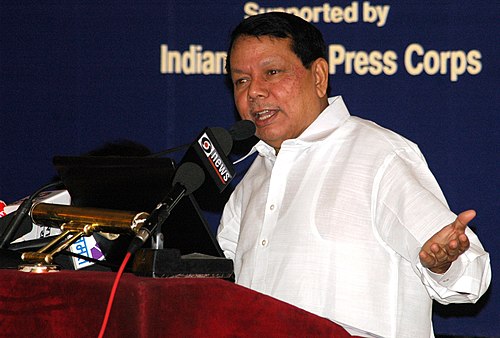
[[419, 210, 475, 274]]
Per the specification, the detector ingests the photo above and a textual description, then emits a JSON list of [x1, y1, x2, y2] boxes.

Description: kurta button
[[269, 204, 275, 211], [261, 239, 267, 246]]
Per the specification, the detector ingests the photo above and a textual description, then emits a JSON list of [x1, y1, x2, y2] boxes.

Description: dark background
[[0, 1, 498, 336]]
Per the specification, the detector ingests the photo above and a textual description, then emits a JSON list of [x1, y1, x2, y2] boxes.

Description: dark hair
[[226, 12, 327, 73]]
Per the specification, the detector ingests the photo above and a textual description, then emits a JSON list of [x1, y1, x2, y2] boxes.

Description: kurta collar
[[234, 96, 351, 164]]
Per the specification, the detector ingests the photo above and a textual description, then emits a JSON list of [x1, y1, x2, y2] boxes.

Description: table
[[0, 268, 352, 337]]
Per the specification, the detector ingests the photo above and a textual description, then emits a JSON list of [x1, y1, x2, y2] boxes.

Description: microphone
[[182, 127, 236, 192], [229, 120, 256, 141], [210, 120, 256, 156], [209, 127, 233, 156], [127, 162, 205, 254]]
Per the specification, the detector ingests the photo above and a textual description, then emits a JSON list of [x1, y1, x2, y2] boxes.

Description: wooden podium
[[0, 269, 353, 337]]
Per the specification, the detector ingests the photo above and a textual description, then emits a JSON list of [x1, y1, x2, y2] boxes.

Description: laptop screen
[[53, 155, 224, 258], [53, 155, 176, 212]]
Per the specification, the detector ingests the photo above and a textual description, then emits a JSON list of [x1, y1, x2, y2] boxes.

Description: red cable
[[98, 251, 132, 338]]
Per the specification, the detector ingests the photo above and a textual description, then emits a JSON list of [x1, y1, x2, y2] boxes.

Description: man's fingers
[[447, 239, 467, 256], [431, 243, 450, 262], [419, 210, 475, 271], [419, 250, 434, 267], [459, 233, 470, 244], [455, 209, 476, 230]]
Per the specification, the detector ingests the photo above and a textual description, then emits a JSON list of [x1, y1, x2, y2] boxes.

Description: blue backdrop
[[1, 1, 498, 336]]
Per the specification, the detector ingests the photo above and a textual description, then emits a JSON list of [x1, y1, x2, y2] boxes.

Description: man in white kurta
[[217, 12, 491, 338], [217, 96, 490, 337]]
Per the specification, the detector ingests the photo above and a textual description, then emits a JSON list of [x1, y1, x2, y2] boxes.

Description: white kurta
[[217, 96, 491, 338]]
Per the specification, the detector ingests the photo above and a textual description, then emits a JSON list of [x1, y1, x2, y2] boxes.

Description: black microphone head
[[229, 120, 256, 141], [210, 127, 233, 156], [173, 162, 205, 195]]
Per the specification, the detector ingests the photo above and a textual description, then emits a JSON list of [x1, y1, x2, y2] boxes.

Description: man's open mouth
[[254, 109, 278, 121]]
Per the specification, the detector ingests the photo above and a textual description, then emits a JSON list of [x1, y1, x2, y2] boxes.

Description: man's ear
[[312, 58, 329, 98]]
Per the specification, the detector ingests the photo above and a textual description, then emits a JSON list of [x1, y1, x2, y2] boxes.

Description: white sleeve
[[373, 148, 491, 304]]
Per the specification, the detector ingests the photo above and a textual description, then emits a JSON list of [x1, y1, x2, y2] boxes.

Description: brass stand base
[[18, 264, 61, 273]]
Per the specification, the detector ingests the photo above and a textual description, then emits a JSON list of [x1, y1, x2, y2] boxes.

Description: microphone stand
[[0, 181, 63, 249]]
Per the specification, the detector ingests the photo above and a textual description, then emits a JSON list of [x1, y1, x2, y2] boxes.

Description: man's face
[[229, 36, 328, 150]]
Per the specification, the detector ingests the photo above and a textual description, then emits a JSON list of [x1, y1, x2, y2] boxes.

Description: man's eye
[[234, 78, 248, 86], [267, 69, 280, 75]]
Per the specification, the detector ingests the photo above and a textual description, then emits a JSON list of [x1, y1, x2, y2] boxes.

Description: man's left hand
[[419, 210, 475, 274]]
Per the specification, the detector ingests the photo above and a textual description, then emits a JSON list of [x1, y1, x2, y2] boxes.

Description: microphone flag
[[184, 128, 235, 192]]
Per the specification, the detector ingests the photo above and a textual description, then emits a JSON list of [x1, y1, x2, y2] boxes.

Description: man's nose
[[248, 78, 269, 100]]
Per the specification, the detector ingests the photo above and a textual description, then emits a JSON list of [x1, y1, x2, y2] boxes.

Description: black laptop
[[52, 155, 231, 277]]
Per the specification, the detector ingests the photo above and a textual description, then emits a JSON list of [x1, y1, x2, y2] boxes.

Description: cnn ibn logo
[[198, 133, 232, 184]]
